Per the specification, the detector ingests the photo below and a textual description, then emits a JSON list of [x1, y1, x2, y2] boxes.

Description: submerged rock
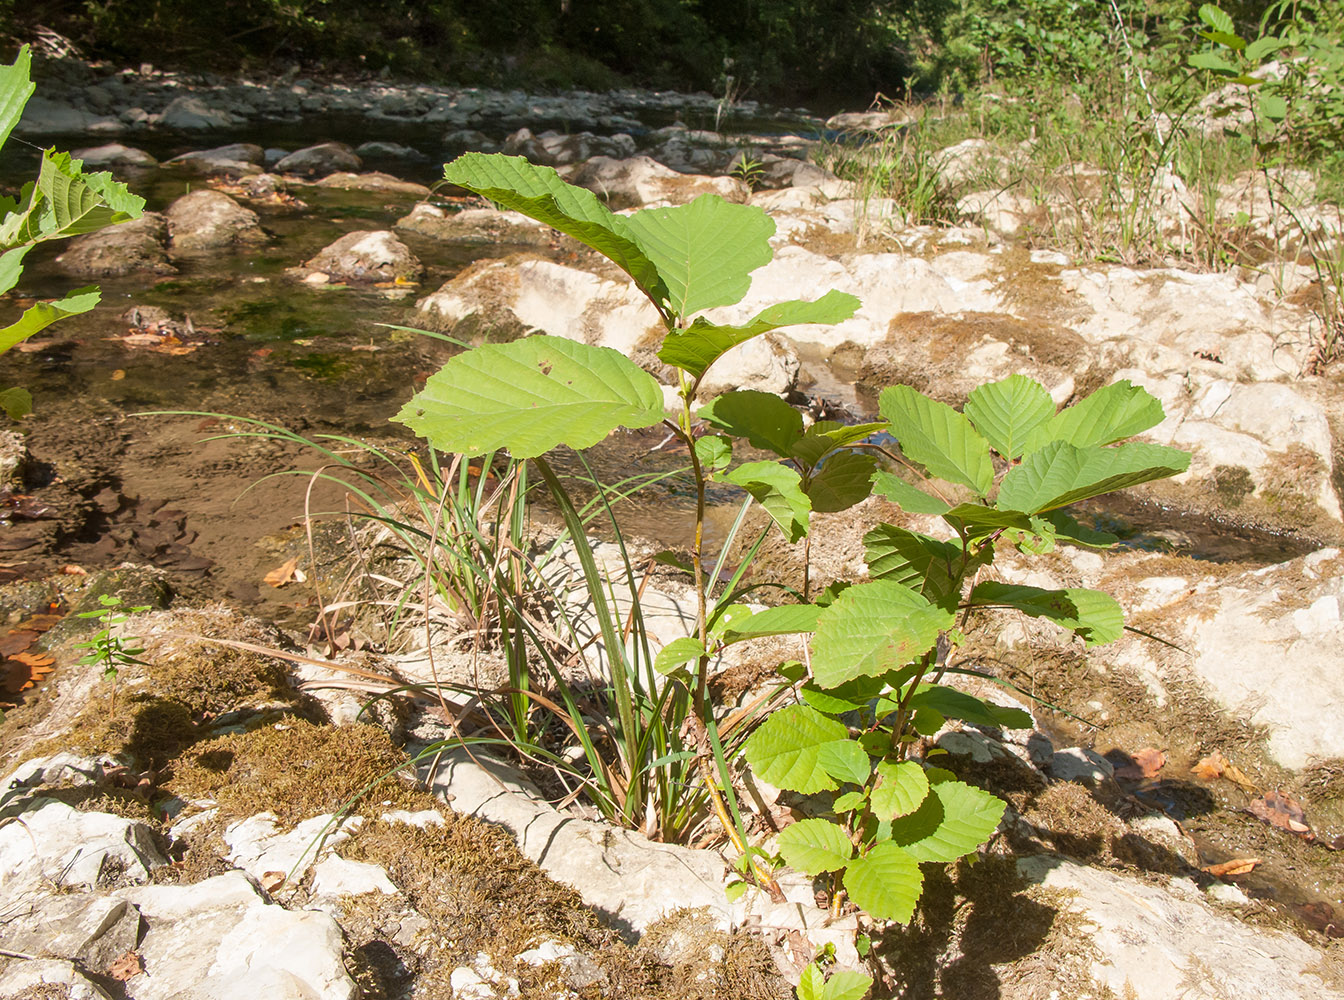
[[71, 143, 158, 168], [313, 171, 431, 197], [54, 212, 176, 277], [165, 189, 268, 251], [395, 204, 549, 245]]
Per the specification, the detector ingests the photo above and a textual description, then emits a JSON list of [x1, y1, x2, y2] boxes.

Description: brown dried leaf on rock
[[1248, 791, 1312, 835], [1115, 747, 1165, 780], [1201, 857, 1260, 877], [261, 870, 286, 893], [1191, 750, 1256, 791], [263, 556, 304, 588], [107, 950, 144, 981]]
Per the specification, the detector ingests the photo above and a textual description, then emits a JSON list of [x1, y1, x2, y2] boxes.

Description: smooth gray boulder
[[159, 95, 238, 130], [273, 142, 362, 177], [164, 143, 265, 177], [165, 189, 268, 251], [71, 143, 158, 168]]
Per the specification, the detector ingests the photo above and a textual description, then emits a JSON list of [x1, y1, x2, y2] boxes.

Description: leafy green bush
[[0, 45, 144, 417], [396, 154, 1189, 940]]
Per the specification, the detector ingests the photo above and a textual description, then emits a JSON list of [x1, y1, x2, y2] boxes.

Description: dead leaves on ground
[[1200, 857, 1261, 877], [1244, 790, 1344, 850], [1114, 746, 1166, 780], [1191, 749, 1256, 791], [0, 607, 62, 703], [107, 950, 144, 981], [263, 556, 306, 588]]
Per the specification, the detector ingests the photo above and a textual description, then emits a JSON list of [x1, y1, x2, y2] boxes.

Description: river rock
[[394, 204, 548, 245], [165, 189, 268, 251], [0, 429, 26, 488], [71, 143, 158, 168], [565, 156, 747, 209], [164, 143, 265, 177], [1017, 856, 1336, 998], [502, 128, 636, 167], [54, 212, 175, 278], [0, 959, 113, 999], [353, 140, 427, 161], [290, 230, 422, 283], [314, 171, 431, 197], [0, 797, 166, 893], [159, 95, 239, 130], [16, 95, 100, 133], [1102, 547, 1344, 769], [273, 142, 362, 177], [113, 871, 358, 999]]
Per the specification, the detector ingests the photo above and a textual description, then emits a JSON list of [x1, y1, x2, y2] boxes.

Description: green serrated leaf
[[818, 739, 871, 785], [968, 581, 1123, 646], [724, 460, 810, 543], [442, 153, 668, 307], [699, 390, 803, 457], [393, 336, 665, 458], [811, 580, 954, 688], [798, 963, 826, 1000], [831, 790, 868, 813], [0, 387, 31, 420], [779, 819, 855, 875], [890, 779, 1005, 863], [843, 841, 924, 923], [870, 471, 950, 515], [1198, 4, 1235, 35], [1189, 50, 1240, 74], [879, 386, 993, 495], [1244, 35, 1285, 63], [943, 502, 1035, 538], [654, 637, 708, 676], [800, 674, 885, 714], [997, 440, 1190, 514], [905, 684, 1033, 729], [0, 46, 35, 152], [694, 434, 732, 476], [744, 703, 853, 794], [806, 452, 876, 513], [862, 524, 960, 608], [790, 420, 886, 467], [964, 375, 1055, 459], [659, 290, 860, 378], [1040, 509, 1118, 548], [0, 286, 100, 354], [15, 151, 145, 243], [821, 971, 873, 1000], [1258, 92, 1288, 121], [721, 603, 821, 643], [725, 880, 750, 903], [1023, 380, 1165, 453], [871, 761, 930, 820], [0, 246, 30, 297], [623, 195, 774, 318]]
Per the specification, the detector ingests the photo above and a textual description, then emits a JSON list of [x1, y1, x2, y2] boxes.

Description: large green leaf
[[818, 740, 873, 785], [654, 637, 707, 677], [968, 581, 1124, 646], [0, 387, 31, 420], [798, 965, 873, 1000], [699, 390, 802, 456], [790, 420, 887, 467], [800, 674, 886, 715], [904, 684, 1033, 729], [658, 289, 859, 378], [890, 778, 1005, 864], [843, 841, 924, 923], [862, 524, 960, 608], [870, 761, 930, 821], [1040, 509, 1118, 548], [0, 45, 34, 152], [723, 460, 810, 542], [996, 440, 1190, 514], [942, 502, 1034, 539], [744, 703, 853, 794], [778, 818, 855, 875], [870, 471, 950, 515], [0, 246, 30, 296], [6, 151, 145, 246], [964, 375, 1055, 460], [0, 286, 99, 354], [442, 153, 668, 307], [393, 336, 665, 458], [720, 603, 820, 643], [1022, 380, 1165, 453], [811, 581, 954, 688], [879, 386, 993, 495], [622, 194, 774, 318], [806, 452, 876, 513]]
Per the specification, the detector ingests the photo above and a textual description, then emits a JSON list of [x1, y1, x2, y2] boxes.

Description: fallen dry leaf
[[0, 630, 38, 656], [1115, 747, 1165, 780], [106, 950, 144, 981], [1248, 791, 1312, 835], [1201, 857, 1260, 877], [263, 557, 300, 588], [61, 564, 88, 575], [261, 870, 286, 893], [1191, 750, 1256, 791], [110, 369, 126, 380]]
